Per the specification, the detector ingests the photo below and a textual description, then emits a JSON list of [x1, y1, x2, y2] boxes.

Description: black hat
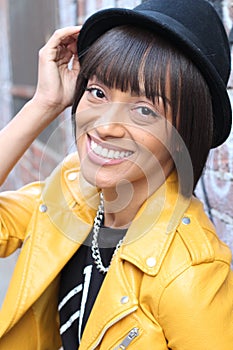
[[77, 0, 232, 148]]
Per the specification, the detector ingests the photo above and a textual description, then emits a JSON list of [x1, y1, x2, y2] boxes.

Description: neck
[[101, 176, 163, 229]]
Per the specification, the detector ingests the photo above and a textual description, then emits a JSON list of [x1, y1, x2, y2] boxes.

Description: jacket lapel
[[121, 173, 190, 276], [79, 256, 139, 350]]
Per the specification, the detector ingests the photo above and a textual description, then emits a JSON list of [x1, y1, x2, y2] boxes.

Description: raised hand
[[33, 26, 81, 115], [0, 26, 81, 185]]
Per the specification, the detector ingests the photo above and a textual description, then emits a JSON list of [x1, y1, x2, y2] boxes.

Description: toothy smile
[[90, 139, 133, 159]]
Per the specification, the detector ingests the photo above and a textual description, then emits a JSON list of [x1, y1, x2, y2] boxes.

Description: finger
[[67, 40, 78, 55], [39, 26, 81, 63], [71, 54, 80, 72], [55, 48, 73, 64], [45, 26, 82, 50], [61, 33, 80, 46], [54, 40, 77, 62]]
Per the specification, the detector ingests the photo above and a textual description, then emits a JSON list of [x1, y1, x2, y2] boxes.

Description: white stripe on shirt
[[78, 265, 93, 343], [60, 310, 80, 335], [58, 284, 83, 311]]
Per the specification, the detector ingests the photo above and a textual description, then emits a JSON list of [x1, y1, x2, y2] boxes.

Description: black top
[[58, 225, 127, 350]]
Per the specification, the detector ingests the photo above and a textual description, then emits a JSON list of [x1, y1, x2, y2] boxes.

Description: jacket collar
[[120, 171, 191, 276], [63, 154, 191, 276], [62, 154, 191, 276]]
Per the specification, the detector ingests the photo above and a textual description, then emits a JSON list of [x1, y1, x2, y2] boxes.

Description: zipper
[[113, 327, 140, 349], [91, 306, 138, 349]]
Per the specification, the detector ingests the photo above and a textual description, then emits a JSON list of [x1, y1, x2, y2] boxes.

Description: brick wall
[[196, 0, 233, 259]]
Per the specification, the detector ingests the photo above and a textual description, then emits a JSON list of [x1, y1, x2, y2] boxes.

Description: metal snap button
[[182, 217, 191, 225], [120, 296, 129, 304], [39, 204, 48, 213], [67, 172, 77, 181], [146, 257, 156, 268]]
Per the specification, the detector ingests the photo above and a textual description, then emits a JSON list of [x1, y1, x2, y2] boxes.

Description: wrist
[[29, 94, 66, 119]]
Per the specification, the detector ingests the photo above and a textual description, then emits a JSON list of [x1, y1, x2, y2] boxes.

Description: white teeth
[[114, 151, 120, 159], [102, 148, 108, 157], [107, 150, 115, 158], [90, 139, 132, 159], [91, 140, 97, 149]]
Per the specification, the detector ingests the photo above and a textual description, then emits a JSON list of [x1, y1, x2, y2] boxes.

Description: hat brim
[[77, 8, 232, 148]]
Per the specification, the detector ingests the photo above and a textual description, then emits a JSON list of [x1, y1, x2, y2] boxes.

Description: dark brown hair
[[72, 25, 213, 195]]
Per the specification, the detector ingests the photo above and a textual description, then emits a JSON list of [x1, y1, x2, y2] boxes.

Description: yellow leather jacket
[[0, 153, 232, 349]]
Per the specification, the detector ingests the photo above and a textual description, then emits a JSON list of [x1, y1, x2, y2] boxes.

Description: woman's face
[[75, 77, 175, 194]]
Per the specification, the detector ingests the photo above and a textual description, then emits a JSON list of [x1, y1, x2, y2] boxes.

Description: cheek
[[76, 129, 86, 151], [75, 99, 92, 137], [75, 95, 103, 134], [75, 104, 88, 152], [76, 95, 87, 113], [139, 132, 172, 167]]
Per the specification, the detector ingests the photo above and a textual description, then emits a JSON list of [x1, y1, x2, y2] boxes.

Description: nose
[[94, 102, 128, 139]]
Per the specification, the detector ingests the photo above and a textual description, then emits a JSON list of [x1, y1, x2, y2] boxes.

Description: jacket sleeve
[[158, 260, 233, 349], [0, 182, 42, 257]]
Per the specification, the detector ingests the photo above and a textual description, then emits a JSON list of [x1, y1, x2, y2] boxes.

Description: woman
[[0, 0, 232, 349]]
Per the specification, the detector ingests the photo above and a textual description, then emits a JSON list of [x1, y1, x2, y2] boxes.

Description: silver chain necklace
[[91, 192, 124, 274]]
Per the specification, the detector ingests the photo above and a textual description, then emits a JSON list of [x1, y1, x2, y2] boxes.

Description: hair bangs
[[79, 26, 172, 111]]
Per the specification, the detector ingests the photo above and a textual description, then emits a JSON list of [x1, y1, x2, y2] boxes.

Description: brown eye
[[86, 87, 105, 99], [136, 106, 157, 118]]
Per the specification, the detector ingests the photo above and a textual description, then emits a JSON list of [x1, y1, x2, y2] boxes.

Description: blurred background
[[0, 0, 233, 305]]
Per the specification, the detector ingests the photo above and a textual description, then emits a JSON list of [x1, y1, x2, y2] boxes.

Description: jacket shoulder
[[176, 197, 232, 266]]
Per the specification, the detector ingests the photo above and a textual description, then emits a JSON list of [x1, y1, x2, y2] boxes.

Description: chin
[[80, 168, 112, 189]]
